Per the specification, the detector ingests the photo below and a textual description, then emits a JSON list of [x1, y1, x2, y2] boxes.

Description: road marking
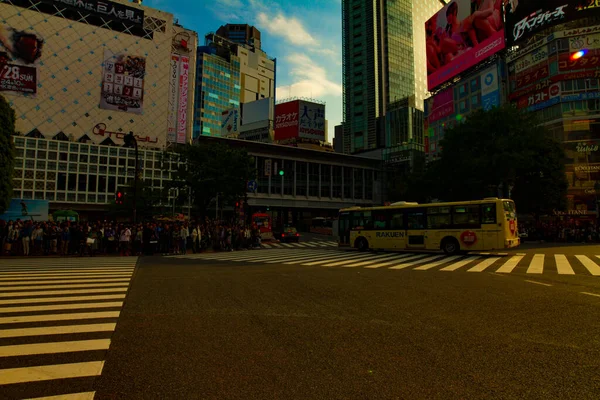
[[0, 272, 133, 281], [303, 253, 370, 266], [581, 292, 600, 298], [0, 268, 135, 275], [0, 278, 131, 286], [0, 282, 131, 291], [524, 280, 552, 287], [363, 253, 416, 269], [0, 287, 128, 298], [0, 294, 126, 305], [389, 255, 445, 270], [527, 254, 544, 274], [576, 255, 600, 276], [0, 323, 117, 339], [413, 255, 462, 271], [554, 255, 575, 275], [285, 252, 356, 265], [322, 253, 378, 267], [281, 243, 294, 248], [439, 256, 481, 271], [0, 361, 105, 385], [294, 243, 308, 248], [270, 243, 283, 248], [0, 311, 120, 324], [261, 243, 272, 248], [495, 255, 524, 273], [0, 339, 111, 357], [341, 253, 405, 268], [0, 301, 123, 314], [301, 243, 317, 247], [468, 257, 500, 272], [26, 392, 96, 400]]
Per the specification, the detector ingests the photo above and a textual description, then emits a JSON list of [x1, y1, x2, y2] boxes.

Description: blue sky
[[143, 0, 343, 140]]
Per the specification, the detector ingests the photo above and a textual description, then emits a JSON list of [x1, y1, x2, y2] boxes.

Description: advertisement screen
[[0, 23, 42, 96], [504, 0, 600, 47], [274, 100, 299, 141], [427, 88, 454, 123], [481, 65, 500, 110], [426, 0, 505, 90], [0, 199, 49, 222]]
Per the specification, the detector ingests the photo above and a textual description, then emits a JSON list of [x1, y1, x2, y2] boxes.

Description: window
[[482, 204, 496, 224], [470, 78, 480, 92], [373, 210, 388, 229], [353, 211, 372, 230], [427, 207, 451, 229], [471, 94, 480, 108], [458, 83, 468, 97], [453, 205, 480, 228], [407, 211, 426, 230], [390, 212, 404, 230]]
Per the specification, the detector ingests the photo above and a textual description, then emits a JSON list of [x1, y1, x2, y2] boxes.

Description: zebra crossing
[[168, 249, 600, 276], [0, 257, 138, 400], [261, 240, 338, 249]]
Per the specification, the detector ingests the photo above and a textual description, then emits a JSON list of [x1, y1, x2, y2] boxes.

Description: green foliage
[[421, 104, 567, 215], [0, 95, 16, 213], [169, 143, 256, 214], [107, 178, 161, 221]]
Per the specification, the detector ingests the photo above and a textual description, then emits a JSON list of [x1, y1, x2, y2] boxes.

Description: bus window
[[503, 201, 516, 219], [390, 213, 404, 230], [373, 210, 388, 229], [407, 211, 426, 230], [453, 205, 480, 228], [427, 207, 451, 229], [482, 204, 496, 224]]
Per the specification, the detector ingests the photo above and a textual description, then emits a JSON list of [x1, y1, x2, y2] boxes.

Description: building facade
[[216, 24, 262, 50], [341, 0, 442, 154], [193, 45, 241, 138], [1, 0, 198, 148]]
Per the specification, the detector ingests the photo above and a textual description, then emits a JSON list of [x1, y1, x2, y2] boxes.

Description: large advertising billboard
[[274, 100, 299, 141], [177, 56, 189, 144], [504, 1, 600, 47], [0, 199, 49, 222], [0, 23, 42, 96], [298, 100, 325, 140], [481, 65, 500, 110], [100, 49, 145, 115], [427, 88, 454, 123], [426, 0, 505, 91], [221, 108, 240, 137], [167, 54, 180, 144]]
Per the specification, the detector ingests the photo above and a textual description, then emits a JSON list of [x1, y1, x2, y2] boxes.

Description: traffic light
[[115, 191, 124, 205], [279, 170, 284, 176], [235, 201, 240, 209]]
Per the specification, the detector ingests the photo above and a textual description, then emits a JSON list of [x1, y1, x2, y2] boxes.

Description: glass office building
[[341, 0, 442, 154], [193, 46, 241, 138]]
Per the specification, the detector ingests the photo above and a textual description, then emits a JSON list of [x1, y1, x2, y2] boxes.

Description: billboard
[[274, 100, 299, 141], [167, 54, 180, 143], [427, 88, 454, 123], [177, 56, 189, 144], [242, 98, 273, 125], [481, 65, 500, 110], [504, 1, 600, 47], [426, 0, 505, 90], [0, 23, 42, 96], [516, 83, 561, 110], [221, 108, 240, 137], [100, 49, 145, 114], [0, 199, 49, 222], [298, 100, 325, 140]]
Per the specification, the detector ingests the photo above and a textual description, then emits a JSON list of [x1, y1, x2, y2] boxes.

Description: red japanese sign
[[460, 231, 477, 247], [516, 84, 561, 109], [559, 49, 600, 71], [0, 63, 37, 94], [513, 65, 549, 90], [274, 100, 300, 141]]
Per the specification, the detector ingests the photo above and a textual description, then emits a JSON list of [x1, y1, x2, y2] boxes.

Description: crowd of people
[[0, 218, 264, 257], [519, 221, 600, 243]]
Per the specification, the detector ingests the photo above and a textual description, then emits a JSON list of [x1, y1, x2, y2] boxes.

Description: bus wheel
[[441, 237, 460, 255], [355, 238, 369, 252]]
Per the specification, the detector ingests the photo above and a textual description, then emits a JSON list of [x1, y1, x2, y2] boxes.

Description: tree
[[0, 95, 16, 213], [169, 143, 256, 216], [423, 104, 567, 216], [107, 179, 162, 221]]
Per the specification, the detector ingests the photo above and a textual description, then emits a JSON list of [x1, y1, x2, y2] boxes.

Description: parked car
[[276, 226, 300, 243]]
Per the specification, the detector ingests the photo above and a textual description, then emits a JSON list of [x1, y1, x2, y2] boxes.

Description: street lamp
[[123, 132, 139, 224]]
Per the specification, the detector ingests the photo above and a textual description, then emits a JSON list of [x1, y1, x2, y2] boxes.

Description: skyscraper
[[342, 0, 443, 154], [216, 24, 262, 50]]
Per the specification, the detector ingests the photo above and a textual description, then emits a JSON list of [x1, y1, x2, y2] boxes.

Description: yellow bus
[[338, 198, 520, 255]]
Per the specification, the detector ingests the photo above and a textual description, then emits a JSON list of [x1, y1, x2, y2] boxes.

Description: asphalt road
[[95, 244, 600, 400]]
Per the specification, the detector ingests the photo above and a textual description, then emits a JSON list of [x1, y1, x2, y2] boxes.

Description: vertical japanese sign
[[221, 109, 239, 137], [177, 56, 189, 144], [481, 65, 500, 111], [274, 100, 300, 141], [167, 54, 180, 143], [298, 100, 325, 140], [100, 49, 145, 114], [0, 23, 42, 95]]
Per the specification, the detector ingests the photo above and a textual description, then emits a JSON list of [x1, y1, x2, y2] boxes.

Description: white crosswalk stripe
[[0, 257, 137, 399], [166, 249, 600, 276]]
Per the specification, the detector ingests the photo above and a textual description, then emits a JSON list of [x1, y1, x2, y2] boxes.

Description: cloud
[[256, 12, 318, 46], [276, 53, 341, 99]]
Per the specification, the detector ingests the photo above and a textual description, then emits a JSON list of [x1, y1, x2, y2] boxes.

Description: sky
[[143, 0, 343, 141]]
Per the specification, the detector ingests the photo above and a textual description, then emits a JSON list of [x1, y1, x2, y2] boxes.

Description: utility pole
[[124, 132, 139, 224]]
